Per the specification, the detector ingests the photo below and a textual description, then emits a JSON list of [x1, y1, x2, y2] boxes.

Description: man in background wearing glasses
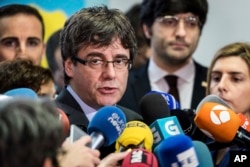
[[119, 0, 209, 113], [55, 6, 142, 159]]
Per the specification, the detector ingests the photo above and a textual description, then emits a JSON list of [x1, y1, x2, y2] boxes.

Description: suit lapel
[[56, 88, 89, 131], [191, 61, 207, 109], [131, 64, 151, 106]]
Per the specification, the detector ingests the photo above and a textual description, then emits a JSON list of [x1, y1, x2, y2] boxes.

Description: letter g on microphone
[[165, 120, 181, 135]]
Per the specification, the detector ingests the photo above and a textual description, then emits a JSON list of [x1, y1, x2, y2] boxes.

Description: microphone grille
[[139, 92, 170, 125]]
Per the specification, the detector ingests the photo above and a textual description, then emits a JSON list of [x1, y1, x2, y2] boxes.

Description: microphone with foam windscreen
[[150, 116, 184, 149], [4, 88, 38, 99], [0, 94, 12, 100], [140, 92, 171, 125], [238, 113, 250, 132], [147, 90, 180, 110], [57, 108, 70, 137], [139, 92, 185, 149], [115, 120, 153, 152], [121, 148, 158, 167], [170, 109, 195, 136], [196, 94, 230, 112], [194, 101, 250, 148], [154, 134, 199, 167], [87, 106, 126, 149], [192, 141, 214, 167], [140, 91, 194, 136], [192, 94, 233, 143]]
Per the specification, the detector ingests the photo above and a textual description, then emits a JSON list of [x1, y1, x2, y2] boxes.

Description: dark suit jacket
[[118, 60, 208, 114], [55, 88, 143, 158]]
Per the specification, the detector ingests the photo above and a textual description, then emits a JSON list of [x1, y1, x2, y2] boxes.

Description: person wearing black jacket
[[119, 0, 209, 113], [55, 6, 142, 159]]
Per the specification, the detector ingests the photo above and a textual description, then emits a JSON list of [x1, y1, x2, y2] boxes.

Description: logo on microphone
[[210, 105, 230, 125], [108, 113, 126, 135], [172, 147, 199, 167], [165, 120, 181, 135]]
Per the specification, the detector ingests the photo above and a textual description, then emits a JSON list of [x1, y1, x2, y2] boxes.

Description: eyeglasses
[[72, 56, 132, 70], [156, 15, 200, 29]]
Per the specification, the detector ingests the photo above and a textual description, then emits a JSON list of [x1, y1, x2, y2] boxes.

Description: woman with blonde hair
[[206, 42, 250, 166]]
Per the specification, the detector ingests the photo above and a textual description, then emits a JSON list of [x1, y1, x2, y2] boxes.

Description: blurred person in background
[[46, 29, 64, 94], [0, 58, 56, 99], [125, 3, 151, 69], [119, 0, 209, 112], [0, 98, 64, 167], [0, 4, 45, 65]]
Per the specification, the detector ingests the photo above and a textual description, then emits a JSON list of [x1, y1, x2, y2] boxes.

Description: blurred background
[[1, 0, 250, 67]]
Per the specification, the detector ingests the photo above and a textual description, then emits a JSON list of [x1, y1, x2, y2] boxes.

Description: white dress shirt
[[148, 57, 195, 109]]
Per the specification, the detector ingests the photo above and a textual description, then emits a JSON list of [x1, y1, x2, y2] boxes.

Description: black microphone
[[139, 92, 196, 137], [139, 92, 171, 125]]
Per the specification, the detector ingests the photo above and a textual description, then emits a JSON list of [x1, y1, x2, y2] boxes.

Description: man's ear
[[43, 158, 53, 167], [142, 24, 152, 39], [64, 58, 74, 77]]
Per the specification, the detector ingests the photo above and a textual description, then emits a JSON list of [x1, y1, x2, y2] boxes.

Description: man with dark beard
[[119, 0, 208, 113]]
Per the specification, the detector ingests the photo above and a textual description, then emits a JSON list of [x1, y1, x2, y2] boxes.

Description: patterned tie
[[165, 75, 180, 102]]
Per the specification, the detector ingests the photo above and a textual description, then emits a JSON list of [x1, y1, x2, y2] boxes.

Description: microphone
[[196, 94, 230, 113], [150, 116, 184, 149], [57, 108, 70, 137], [0, 94, 12, 101], [87, 106, 126, 149], [139, 92, 171, 125], [194, 101, 250, 147], [139, 92, 184, 148], [140, 91, 193, 136], [147, 91, 180, 110], [4, 88, 38, 99], [192, 94, 232, 142], [121, 148, 158, 167], [115, 120, 154, 152], [170, 109, 195, 136], [238, 113, 250, 132], [192, 141, 214, 167], [154, 134, 199, 167]]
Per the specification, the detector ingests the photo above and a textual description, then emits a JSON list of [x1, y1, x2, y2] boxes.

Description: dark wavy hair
[[0, 4, 45, 39], [140, 0, 208, 31], [0, 98, 64, 167], [0, 58, 54, 94], [60, 5, 138, 84]]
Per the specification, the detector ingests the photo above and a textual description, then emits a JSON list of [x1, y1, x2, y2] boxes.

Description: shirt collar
[[148, 57, 195, 83]]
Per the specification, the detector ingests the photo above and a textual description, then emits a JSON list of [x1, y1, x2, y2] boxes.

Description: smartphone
[[69, 124, 88, 143]]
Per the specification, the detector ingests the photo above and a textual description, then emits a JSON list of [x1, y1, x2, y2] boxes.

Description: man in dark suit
[[119, 0, 209, 114], [55, 6, 142, 159]]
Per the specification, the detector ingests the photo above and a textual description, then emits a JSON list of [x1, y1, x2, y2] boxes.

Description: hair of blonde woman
[[206, 42, 250, 95]]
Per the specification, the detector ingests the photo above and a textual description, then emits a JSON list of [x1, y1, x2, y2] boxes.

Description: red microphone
[[238, 113, 250, 132], [121, 148, 158, 167], [57, 108, 70, 137]]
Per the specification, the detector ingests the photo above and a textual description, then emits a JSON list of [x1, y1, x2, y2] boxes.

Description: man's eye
[[1, 39, 18, 48], [89, 59, 103, 65], [27, 40, 39, 47], [163, 18, 177, 26], [114, 59, 124, 64]]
